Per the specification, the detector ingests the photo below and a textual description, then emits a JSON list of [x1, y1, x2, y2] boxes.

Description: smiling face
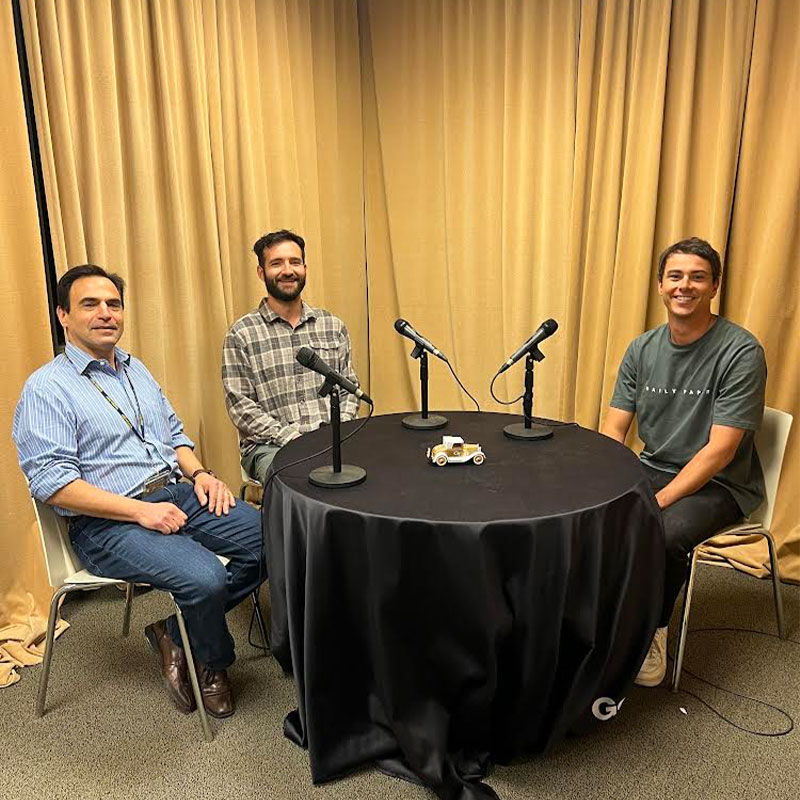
[[658, 252, 718, 321], [57, 276, 124, 360], [258, 240, 307, 302]]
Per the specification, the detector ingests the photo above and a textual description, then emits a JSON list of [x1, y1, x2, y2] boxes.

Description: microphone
[[295, 347, 373, 405], [497, 318, 559, 374], [393, 319, 448, 362]]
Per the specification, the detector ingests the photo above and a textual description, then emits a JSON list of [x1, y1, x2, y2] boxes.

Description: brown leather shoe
[[198, 667, 235, 718], [144, 619, 196, 714]]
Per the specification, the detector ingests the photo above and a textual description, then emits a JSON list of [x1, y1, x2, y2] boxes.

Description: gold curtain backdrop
[[703, 0, 800, 575], [0, 0, 61, 686], [1, 0, 798, 680]]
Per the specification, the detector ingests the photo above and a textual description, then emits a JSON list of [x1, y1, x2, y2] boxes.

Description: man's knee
[[180, 557, 228, 604], [225, 502, 263, 557], [242, 443, 280, 484], [661, 502, 716, 559]]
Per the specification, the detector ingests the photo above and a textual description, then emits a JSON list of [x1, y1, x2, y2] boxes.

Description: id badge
[[142, 468, 171, 497]]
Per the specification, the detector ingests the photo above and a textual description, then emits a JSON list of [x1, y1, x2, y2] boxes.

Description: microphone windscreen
[[543, 318, 558, 334], [295, 346, 317, 368], [394, 318, 409, 334]]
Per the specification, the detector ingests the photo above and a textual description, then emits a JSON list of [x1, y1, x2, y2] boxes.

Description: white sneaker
[[634, 626, 668, 687]]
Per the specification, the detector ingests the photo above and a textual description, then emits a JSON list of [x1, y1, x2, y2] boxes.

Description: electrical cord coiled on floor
[[668, 626, 797, 737]]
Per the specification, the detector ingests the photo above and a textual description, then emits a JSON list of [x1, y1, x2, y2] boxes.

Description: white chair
[[237, 434, 263, 504], [239, 462, 262, 503], [31, 497, 269, 740], [671, 407, 792, 691]]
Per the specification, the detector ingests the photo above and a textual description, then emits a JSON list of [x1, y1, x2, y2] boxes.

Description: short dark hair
[[253, 229, 306, 267], [57, 264, 126, 311], [657, 237, 722, 284]]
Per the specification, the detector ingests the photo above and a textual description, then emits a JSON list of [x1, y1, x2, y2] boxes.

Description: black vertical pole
[[419, 350, 429, 419], [523, 352, 534, 429], [330, 391, 342, 473], [12, 0, 62, 354]]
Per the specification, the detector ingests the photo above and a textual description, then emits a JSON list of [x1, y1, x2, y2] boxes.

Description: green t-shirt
[[610, 317, 766, 515]]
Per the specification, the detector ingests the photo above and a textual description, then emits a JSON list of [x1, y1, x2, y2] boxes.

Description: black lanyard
[[85, 368, 147, 443], [66, 351, 174, 474]]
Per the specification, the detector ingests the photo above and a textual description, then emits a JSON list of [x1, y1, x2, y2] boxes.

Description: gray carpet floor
[[2, 565, 798, 800]]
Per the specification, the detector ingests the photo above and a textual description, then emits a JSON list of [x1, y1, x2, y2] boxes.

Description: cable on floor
[[669, 626, 798, 737]]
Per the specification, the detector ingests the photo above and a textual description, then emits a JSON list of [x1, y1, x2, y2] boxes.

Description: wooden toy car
[[426, 435, 486, 466]]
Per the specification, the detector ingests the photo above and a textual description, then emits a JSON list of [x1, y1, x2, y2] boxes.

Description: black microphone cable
[[489, 369, 577, 428], [248, 403, 375, 652], [666, 626, 797, 737], [489, 370, 525, 407], [446, 359, 480, 411], [394, 319, 480, 411]]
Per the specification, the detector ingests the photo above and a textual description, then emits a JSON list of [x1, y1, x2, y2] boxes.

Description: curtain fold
[[702, 0, 800, 576], [568, 0, 674, 426], [0, 0, 57, 686], [362, 0, 582, 416]]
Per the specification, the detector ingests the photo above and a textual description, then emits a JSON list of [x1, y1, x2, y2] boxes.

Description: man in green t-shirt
[[602, 237, 766, 687]]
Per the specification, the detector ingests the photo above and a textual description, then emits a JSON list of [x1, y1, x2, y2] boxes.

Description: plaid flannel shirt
[[222, 299, 360, 456]]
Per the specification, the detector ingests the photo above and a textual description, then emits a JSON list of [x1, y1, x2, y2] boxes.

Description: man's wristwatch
[[191, 468, 215, 481]]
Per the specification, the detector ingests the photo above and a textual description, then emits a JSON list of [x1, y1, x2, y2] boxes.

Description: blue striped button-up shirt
[[13, 343, 193, 515]]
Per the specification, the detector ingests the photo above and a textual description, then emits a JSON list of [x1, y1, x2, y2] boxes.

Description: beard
[[266, 273, 306, 302]]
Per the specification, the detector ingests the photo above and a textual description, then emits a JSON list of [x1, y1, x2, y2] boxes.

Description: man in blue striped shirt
[[13, 265, 264, 719]]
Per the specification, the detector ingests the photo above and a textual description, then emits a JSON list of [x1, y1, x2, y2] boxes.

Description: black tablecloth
[[263, 412, 665, 800]]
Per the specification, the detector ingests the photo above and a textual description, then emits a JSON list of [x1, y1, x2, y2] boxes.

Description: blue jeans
[[69, 482, 264, 670]]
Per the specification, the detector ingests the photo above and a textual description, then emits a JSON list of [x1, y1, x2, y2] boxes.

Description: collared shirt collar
[[64, 342, 131, 375], [258, 298, 318, 326]]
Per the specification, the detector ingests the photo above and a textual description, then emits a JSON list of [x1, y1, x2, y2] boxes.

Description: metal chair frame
[[31, 497, 270, 741], [237, 433, 263, 505], [239, 463, 262, 503], [671, 407, 792, 691]]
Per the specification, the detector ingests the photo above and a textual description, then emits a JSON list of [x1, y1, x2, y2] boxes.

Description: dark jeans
[[69, 482, 264, 670], [643, 465, 742, 627]]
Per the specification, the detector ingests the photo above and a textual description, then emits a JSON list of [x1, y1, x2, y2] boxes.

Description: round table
[[263, 412, 665, 800]]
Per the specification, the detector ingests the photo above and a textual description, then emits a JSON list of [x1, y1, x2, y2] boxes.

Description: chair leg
[[251, 592, 271, 653], [35, 586, 72, 718], [671, 548, 700, 693], [122, 582, 135, 637], [762, 532, 786, 639], [173, 602, 213, 742]]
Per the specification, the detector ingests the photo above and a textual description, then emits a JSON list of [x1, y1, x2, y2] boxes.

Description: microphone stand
[[401, 345, 447, 430], [503, 347, 553, 441], [308, 377, 367, 487]]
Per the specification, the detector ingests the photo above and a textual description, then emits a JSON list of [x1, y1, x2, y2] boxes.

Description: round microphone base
[[402, 413, 448, 430], [308, 464, 367, 488], [503, 422, 553, 441]]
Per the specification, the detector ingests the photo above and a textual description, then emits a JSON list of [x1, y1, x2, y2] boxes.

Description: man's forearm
[[656, 444, 735, 509], [600, 407, 634, 444], [49, 479, 148, 523], [600, 421, 625, 443], [175, 445, 206, 479], [341, 391, 360, 421], [224, 391, 300, 446]]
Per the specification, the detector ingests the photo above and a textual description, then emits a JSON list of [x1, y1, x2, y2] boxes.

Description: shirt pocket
[[306, 336, 341, 369], [306, 335, 339, 356]]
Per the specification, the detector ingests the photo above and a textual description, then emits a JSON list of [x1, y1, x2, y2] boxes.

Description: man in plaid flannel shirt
[[222, 229, 361, 483]]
